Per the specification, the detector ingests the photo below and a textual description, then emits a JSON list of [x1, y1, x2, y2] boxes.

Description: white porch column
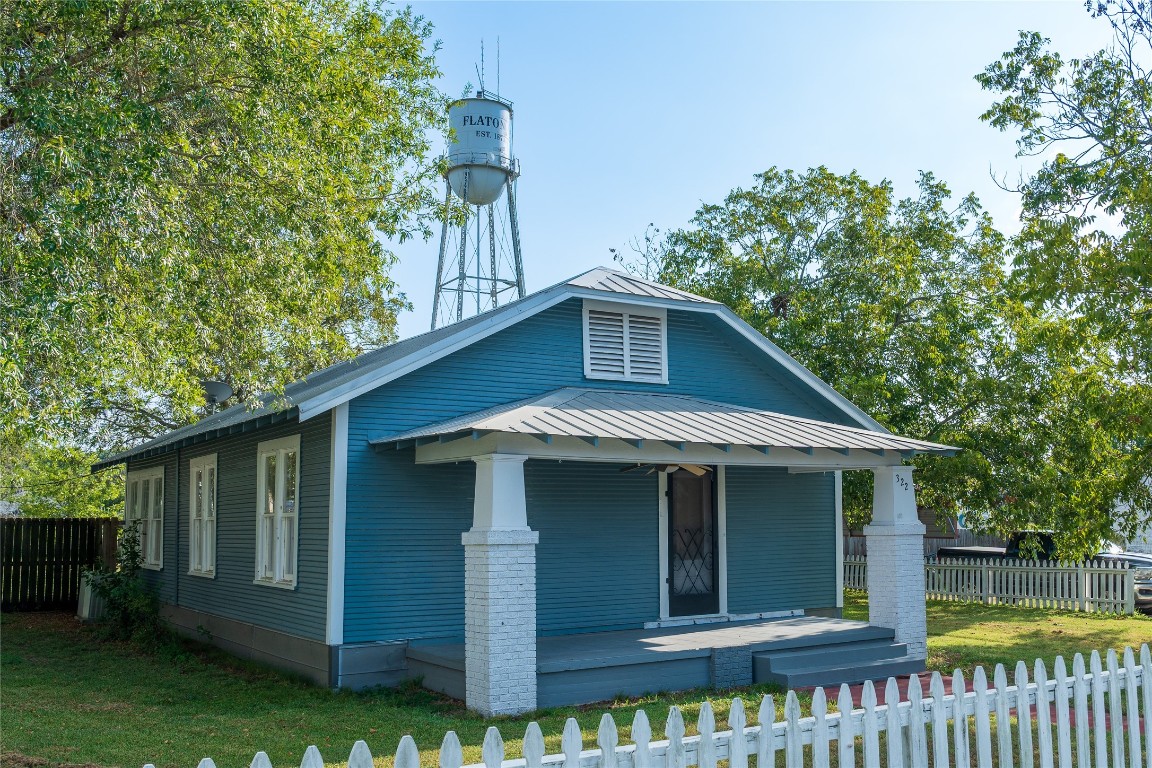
[[863, 465, 927, 660], [462, 454, 538, 716]]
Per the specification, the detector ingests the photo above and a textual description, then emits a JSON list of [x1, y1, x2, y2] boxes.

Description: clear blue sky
[[388, 1, 1112, 339]]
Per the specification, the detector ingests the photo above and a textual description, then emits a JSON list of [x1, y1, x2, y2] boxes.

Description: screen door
[[667, 468, 718, 616]]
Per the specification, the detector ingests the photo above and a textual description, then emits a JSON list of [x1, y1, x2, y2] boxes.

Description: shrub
[[84, 521, 169, 647]]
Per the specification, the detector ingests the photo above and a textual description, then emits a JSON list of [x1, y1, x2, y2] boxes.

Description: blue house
[[96, 268, 954, 715]]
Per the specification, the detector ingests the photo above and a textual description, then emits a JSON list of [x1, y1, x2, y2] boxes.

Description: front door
[[667, 468, 719, 616]]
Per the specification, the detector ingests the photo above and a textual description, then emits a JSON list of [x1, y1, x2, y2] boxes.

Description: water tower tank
[[446, 94, 516, 206]]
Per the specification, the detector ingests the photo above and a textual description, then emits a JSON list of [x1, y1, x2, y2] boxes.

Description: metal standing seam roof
[[566, 268, 716, 302], [368, 388, 959, 455]]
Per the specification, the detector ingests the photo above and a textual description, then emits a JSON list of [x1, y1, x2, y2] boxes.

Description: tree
[[650, 167, 1150, 555], [973, 0, 1152, 549], [0, 441, 122, 517], [976, 0, 1152, 384], [1, 1, 446, 461]]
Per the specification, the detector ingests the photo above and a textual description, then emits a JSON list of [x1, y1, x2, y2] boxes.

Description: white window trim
[[582, 298, 669, 384], [835, 470, 844, 609], [254, 434, 301, 589], [188, 453, 218, 579], [125, 466, 165, 570]]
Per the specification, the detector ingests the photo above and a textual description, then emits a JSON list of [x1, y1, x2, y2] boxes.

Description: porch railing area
[[162, 644, 1151, 768], [843, 555, 1136, 614]]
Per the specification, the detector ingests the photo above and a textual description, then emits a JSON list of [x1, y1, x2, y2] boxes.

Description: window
[[583, 299, 668, 383], [125, 467, 164, 569], [188, 454, 217, 577], [255, 435, 300, 588]]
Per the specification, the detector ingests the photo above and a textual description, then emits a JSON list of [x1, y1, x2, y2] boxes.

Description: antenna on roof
[[475, 39, 485, 93], [496, 37, 500, 96]]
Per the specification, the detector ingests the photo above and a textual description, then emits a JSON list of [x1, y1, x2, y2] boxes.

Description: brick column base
[[710, 646, 753, 688], [863, 523, 927, 659], [462, 527, 539, 716]]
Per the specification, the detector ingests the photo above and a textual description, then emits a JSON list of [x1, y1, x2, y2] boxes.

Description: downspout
[[175, 444, 180, 606]]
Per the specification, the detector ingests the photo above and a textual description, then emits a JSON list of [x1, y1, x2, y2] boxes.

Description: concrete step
[[745, 623, 895, 654], [758, 640, 910, 673], [754, 654, 926, 689]]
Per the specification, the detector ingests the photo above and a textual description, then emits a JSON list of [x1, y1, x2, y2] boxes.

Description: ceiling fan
[[619, 463, 711, 476]]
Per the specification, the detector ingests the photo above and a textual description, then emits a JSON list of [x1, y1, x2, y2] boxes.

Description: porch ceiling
[[369, 388, 957, 465]]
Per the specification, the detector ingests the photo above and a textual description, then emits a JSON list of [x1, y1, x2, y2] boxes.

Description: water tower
[[431, 90, 524, 329]]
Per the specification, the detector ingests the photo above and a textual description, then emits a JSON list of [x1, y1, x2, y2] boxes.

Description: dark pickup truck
[[936, 531, 1057, 560]]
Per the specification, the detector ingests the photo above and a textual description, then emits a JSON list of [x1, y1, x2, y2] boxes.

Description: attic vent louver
[[583, 300, 668, 383]]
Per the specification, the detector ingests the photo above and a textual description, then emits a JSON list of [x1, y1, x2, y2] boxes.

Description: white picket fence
[[160, 645, 1151, 768], [844, 555, 1136, 614], [844, 554, 868, 592]]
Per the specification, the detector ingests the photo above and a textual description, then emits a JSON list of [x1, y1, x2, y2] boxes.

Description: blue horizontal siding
[[345, 297, 850, 643], [342, 453, 474, 643], [527, 461, 659, 635], [127, 415, 330, 642], [725, 467, 837, 614]]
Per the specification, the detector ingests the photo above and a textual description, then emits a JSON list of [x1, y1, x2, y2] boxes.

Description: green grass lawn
[[3, 595, 1150, 768]]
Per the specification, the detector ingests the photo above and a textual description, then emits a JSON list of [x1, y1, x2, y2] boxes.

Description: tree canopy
[[645, 167, 1150, 556], [971, 0, 1152, 548], [1, 0, 448, 514], [977, 0, 1151, 384], [1, 0, 446, 454]]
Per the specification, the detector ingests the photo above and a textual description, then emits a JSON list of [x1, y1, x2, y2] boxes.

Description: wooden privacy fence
[[0, 518, 118, 611], [164, 644, 1151, 768], [843, 555, 1136, 614]]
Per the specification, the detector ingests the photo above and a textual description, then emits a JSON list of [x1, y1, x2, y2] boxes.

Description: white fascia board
[[412, 432, 898, 469], [295, 287, 697, 422], [295, 289, 573, 421], [296, 284, 885, 434]]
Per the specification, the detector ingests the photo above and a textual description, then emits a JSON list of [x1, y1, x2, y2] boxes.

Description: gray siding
[[127, 415, 331, 642], [345, 298, 850, 643], [725, 467, 837, 614], [527, 461, 659, 635]]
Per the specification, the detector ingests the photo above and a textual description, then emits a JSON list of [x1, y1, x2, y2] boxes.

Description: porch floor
[[406, 615, 919, 707]]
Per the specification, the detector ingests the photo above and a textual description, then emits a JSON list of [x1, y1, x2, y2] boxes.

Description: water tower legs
[[506, 177, 525, 299], [430, 170, 524, 330], [455, 171, 471, 324], [431, 179, 453, 331]]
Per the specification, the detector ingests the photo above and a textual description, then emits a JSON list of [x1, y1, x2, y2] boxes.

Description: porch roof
[[369, 388, 957, 457]]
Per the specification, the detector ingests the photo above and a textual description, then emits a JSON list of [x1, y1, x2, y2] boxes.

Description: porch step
[[760, 639, 911, 671], [753, 640, 923, 689]]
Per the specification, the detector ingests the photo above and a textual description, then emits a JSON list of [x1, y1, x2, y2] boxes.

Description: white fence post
[[757, 694, 776, 768], [442, 732, 464, 768]]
